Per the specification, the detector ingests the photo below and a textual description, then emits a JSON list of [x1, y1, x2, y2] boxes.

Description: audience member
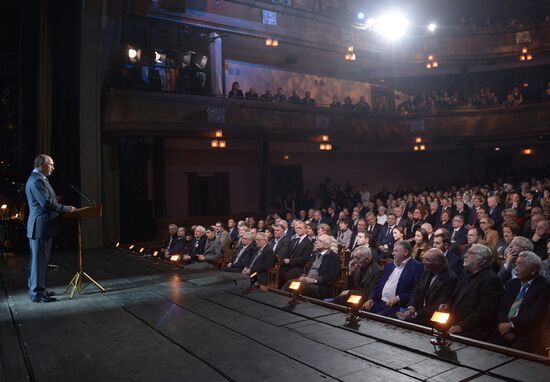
[[278, 221, 314, 287], [242, 232, 275, 285], [227, 81, 244, 99]]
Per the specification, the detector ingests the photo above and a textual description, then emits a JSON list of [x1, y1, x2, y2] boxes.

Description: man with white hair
[[160, 224, 178, 258], [446, 244, 503, 340], [492, 251, 550, 352], [498, 236, 534, 282], [224, 232, 256, 272]]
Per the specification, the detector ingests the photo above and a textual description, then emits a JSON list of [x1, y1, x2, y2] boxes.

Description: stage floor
[[1, 248, 548, 382]]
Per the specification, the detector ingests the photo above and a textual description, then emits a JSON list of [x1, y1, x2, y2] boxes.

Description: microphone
[[69, 184, 96, 206]]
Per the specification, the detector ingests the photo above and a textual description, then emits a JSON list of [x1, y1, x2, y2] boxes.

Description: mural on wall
[[224, 60, 373, 107]]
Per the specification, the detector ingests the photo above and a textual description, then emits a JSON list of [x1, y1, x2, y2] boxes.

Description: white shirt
[[377, 214, 388, 226], [381, 258, 410, 303]]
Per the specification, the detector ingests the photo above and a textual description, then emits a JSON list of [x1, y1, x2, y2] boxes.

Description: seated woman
[[227, 81, 244, 99], [411, 228, 430, 261]]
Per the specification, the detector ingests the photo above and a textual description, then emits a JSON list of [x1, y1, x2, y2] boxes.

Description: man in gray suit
[[25, 154, 76, 303]]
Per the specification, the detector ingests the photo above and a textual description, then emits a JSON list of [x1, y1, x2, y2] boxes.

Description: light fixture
[[366, 17, 375, 28], [321, 135, 329, 141], [215, 130, 223, 138], [494, 147, 501, 151], [288, 281, 301, 291], [345, 294, 363, 328], [348, 46, 354, 52], [428, 23, 437, 32], [115, 242, 120, 249], [430, 311, 451, 347], [420, 145, 426, 151], [522, 148, 532, 155], [153, 251, 159, 257], [219, 140, 227, 148], [357, 12, 365, 20], [139, 247, 145, 253], [523, 82, 529, 87], [211, 139, 219, 148], [265, 38, 273, 46], [325, 143, 332, 151], [170, 254, 180, 262], [526, 54, 533, 61], [320, 143, 326, 151], [415, 137, 422, 143], [129, 244, 135, 250], [414, 145, 419, 151], [283, 155, 290, 160], [374, 11, 409, 41], [0, 204, 7, 210], [249, 271, 259, 288], [154, 51, 166, 63], [128, 49, 137, 59], [127, 47, 140, 62], [426, 63, 432, 69], [427, 54, 434, 61], [432, 61, 438, 68], [521, 47, 528, 54], [272, 39, 279, 47]]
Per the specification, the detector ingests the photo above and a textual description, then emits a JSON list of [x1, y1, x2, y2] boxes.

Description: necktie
[[272, 239, 279, 251], [234, 246, 247, 264], [508, 283, 529, 320], [250, 248, 262, 268]]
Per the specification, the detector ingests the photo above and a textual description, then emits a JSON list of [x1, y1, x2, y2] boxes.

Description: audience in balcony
[[302, 91, 316, 106], [342, 96, 354, 110], [355, 96, 371, 111], [245, 87, 259, 100], [260, 89, 274, 102], [274, 87, 287, 103], [227, 81, 244, 99], [329, 95, 341, 108], [287, 90, 302, 104]]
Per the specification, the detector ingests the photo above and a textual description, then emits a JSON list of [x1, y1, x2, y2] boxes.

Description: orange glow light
[[521, 47, 528, 54], [289, 281, 301, 290], [211, 139, 219, 148], [430, 311, 450, 325], [321, 135, 329, 141], [219, 140, 227, 148], [215, 130, 223, 138], [420, 145, 426, 151], [523, 148, 532, 155], [347, 295, 362, 305], [415, 137, 422, 143]]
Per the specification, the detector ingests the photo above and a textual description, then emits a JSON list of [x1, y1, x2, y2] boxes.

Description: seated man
[[187, 226, 221, 266], [446, 244, 503, 340], [183, 226, 206, 261], [363, 240, 423, 317], [271, 223, 290, 260], [498, 236, 534, 282], [432, 231, 463, 277], [278, 221, 314, 287], [282, 234, 340, 299], [159, 224, 178, 259], [165, 226, 187, 259], [223, 232, 256, 272], [243, 232, 275, 285], [491, 251, 550, 353], [402, 248, 458, 326], [333, 245, 382, 306]]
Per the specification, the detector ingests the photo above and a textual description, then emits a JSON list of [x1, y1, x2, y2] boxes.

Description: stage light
[[153, 250, 159, 257], [265, 38, 273, 46], [494, 147, 501, 151], [415, 137, 422, 143], [428, 23, 437, 32], [432, 61, 438, 68], [0, 204, 7, 210], [321, 135, 329, 142], [283, 155, 290, 160], [170, 254, 180, 262], [357, 12, 365, 20], [320, 143, 326, 151], [430, 311, 451, 347], [219, 140, 227, 148], [128, 49, 137, 59], [272, 39, 279, 47], [374, 11, 409, 41], [139, 247, 145, 253], [420, 145, 426, 151], [211, 139, 219, 148], [129, 244, 135, 250], [522, 148, 532, 155], [414, 145, 419, 151], [215, 130, 223, 138], [521, 47, 528, 54]]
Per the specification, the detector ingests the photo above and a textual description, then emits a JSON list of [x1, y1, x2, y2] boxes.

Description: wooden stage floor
[[1, 248, 549, 382]]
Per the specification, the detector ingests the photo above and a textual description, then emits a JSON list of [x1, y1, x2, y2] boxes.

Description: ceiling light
[[265, 38, 273, 46], [428, 23, 437, 32], [321, 135, 329, 141], [521, 47, 528, 54], [357, 12, 365, 20], [374, 11, 409, 41], [215, 129, 223, 138], [432, 61, 439, 68], [211, 139, 219, 148]]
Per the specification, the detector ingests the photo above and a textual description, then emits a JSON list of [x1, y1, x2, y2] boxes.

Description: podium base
[[65, 271, 106, 298]]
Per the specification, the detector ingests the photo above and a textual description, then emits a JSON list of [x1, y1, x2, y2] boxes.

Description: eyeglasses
[[480, 221, 488, 224]]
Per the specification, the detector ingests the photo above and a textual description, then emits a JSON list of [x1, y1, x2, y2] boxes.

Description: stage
[[0, 248, 548, 382]]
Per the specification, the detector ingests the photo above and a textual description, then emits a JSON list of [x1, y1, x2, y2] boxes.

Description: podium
[[63, 205, 106, 298]]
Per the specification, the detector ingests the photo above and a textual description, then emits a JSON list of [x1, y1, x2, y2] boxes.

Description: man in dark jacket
[[491, 251, 550, 352], [282, 234, 340, 299], [278, 221, 313, 287], [403, 248, 457, 326], [223, 232, 256, 272], [243, 232, 275, 285]]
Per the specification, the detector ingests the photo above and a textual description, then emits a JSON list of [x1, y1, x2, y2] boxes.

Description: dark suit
[[492, 276, 550, 352], [378, 224, 396, 247], [278, 236, 313, 287], [450, 227, 468, 245], [224, 244, 255, 272], [488, 205, 503, 228], [25, 170, 71, 300], [168, 236, 187, 256], [189, 235, 207, 260], [366, 223, 382, 244], [285, 250, 340, 299], [450, 268, 503, 340], [249, 245, 275, 285], [334, 260, 383, 305], [445, 247, 463, 277], [271, 236, 290, 260], [228, 227, 239, 242], [408, 267, 457, 325], [369, 259, 424, 316]]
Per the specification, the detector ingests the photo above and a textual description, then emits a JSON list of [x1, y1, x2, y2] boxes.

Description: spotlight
[[211, 139, 219, 148], [357, 12, 365, 20], [265, 38, 273, 46], [153, 250, 159, 257], [428, 23, 437, 32], [521, 47, 528, 54], [249, 271, 259, 288], [345, 294, 362, 328], [0, 204, 7, 210], [215, 129, 223, 138], [170, 254, 180, 262], [430, 311, 451, 347], [288, 281, 301, 305], [129, 244, 135, 250], [374, 11, 409, 41], [432, 61, 438, 68], [415, 137, 422, 143], [219, 140, 227, 148], [321, 135, 330, 142], [522, 148, 532, 155], [272, 39, 279, 47]]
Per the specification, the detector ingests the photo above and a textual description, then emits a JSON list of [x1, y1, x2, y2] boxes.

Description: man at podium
[[25, 154, 76, 303]]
